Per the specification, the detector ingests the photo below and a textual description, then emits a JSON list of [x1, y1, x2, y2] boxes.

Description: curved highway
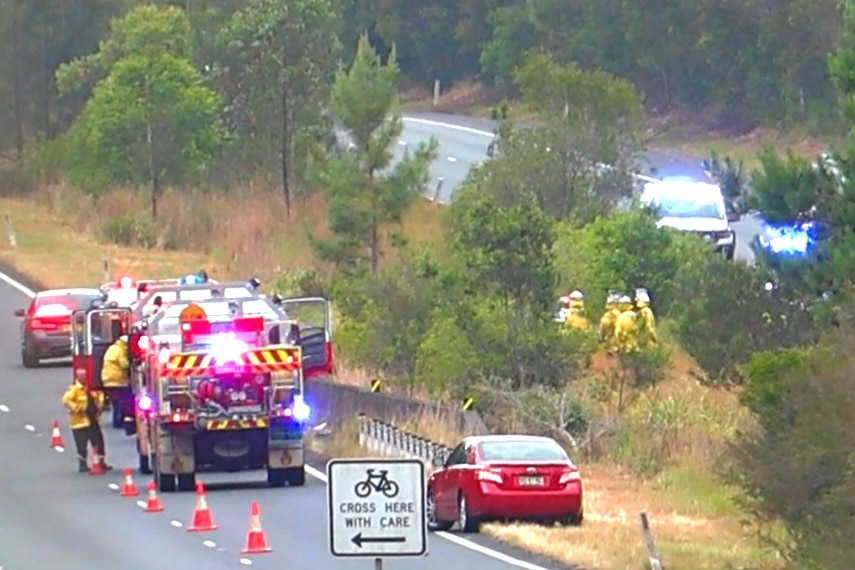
[[399, 112, 762, 262], [0, 272, 566, 569]]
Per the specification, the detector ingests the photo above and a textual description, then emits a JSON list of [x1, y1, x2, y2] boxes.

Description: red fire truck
[[130, 295, 332, 492]]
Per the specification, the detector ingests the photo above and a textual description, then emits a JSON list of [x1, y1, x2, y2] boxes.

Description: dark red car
[[427, 435, 584, 532], [15, 288, 103, 368]]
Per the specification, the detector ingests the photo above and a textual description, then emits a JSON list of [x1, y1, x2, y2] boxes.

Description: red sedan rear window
[[36, 294, 100, 313], [480, 440, 569, 462], [33, 302, 74, 317]]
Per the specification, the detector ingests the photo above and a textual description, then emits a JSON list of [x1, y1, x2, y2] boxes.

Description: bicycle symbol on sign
[[354, 469, 400, 498]]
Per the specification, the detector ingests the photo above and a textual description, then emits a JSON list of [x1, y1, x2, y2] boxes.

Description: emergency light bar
[[182, 316, 264, 335]]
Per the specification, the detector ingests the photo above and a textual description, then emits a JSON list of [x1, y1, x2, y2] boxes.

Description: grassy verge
[[311, 362, 782, 570], [0, 183, 445, 290]]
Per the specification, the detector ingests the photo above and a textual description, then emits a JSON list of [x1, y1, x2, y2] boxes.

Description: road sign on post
[[327, 458, 427, 558]]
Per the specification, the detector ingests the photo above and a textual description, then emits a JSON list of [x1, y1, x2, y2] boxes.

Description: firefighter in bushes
[[635, 288, 658, 347], [614, 295, 639, 353], [599, 293, 621, 351], [62, 368, 111, 472], [562, 290, 590, 331]]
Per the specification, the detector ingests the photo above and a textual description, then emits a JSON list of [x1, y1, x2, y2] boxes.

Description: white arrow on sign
[[326, 458, 427, 558]]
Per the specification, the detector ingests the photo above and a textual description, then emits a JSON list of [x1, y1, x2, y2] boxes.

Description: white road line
[[136, 500, 147, 509], [24, 424, 34, 431], [302, 465, 552, 570], [108, 483, 119, 491], [403, 116, 494, 138], [0, 164, 552, 570], [202, 540, 216, 548], [54, 446, 65, 453]]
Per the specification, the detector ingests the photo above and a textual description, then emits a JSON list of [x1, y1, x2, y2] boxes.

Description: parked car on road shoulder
[[427, 434, 584, 533], [15, 288, 103, 368]]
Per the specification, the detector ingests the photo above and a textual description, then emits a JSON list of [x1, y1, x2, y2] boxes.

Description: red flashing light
[[232, 316, 264, 333], [172, 412, 181, 423], [119, 276, 135, 289]]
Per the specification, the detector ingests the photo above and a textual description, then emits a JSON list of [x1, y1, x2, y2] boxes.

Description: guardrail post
[[4, 213, 17, 248], [102, 259, 110, 283], [639, 511, 663, 570], [432, 178, 444, 203], [357, 413, 367, 449], [433, 79, 441, 106]]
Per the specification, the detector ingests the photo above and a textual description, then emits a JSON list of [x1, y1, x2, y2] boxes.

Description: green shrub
[[101, 213, 158, 248]]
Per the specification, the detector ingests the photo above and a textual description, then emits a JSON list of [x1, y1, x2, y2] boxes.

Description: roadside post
[[327, 458, 427, 569]]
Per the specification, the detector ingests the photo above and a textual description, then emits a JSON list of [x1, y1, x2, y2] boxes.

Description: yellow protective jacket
[[599, 308, 620, 345], [61, 381, 106, 430], [102, 340, 130, 388], [614, 309, 639, 353], [564, 300, 590, 330], [637, 305, 658, 346]]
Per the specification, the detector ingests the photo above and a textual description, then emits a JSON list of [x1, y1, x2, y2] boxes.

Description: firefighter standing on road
[[62, 369, 112, 472], [102, 335, 131, 427], [614, 296, 639, 353]]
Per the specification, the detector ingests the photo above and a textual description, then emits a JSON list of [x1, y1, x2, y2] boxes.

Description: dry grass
[[0, 181, 446, 290], [483, 462, 780, 570]]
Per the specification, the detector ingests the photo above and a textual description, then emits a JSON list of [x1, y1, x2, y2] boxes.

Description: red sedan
[[427, 435, 584, 533]]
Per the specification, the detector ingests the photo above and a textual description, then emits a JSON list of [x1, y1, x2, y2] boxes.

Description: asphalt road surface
[[0, 272, 568, 569], [399, 112, 761, 262]]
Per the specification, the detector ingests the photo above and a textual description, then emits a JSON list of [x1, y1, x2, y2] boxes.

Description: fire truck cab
[[133, 294, 332, 492], [70, 304, 133, 427]]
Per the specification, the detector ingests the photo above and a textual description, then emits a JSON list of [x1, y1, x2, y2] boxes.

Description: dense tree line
[[0, 0, 845, 159]]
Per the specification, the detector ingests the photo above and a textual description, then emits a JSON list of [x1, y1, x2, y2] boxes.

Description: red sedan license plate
[[518, 475, 544, 486]]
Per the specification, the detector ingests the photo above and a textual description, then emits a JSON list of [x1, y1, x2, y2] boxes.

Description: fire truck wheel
[[155, 471, 176, 493], [177, 473, 196, 492], [286, 467, 305, 487], [267, 468, 287, 487]]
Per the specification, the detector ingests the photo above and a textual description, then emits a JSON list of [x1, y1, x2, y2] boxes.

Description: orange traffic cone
[[144, 481, 164, 513], [89, 446, 105, 475], [241, 502, 272, 554], [49, 420, 64, 448], [187, 482, 217, 531], [120, 468, 139, 497]]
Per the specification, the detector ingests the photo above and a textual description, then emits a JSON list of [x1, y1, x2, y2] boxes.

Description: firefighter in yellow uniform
[[563, 290, 590, 331], [599, 294, 621, 351], [614, 296, 639, 353], [102, 335, 131, 428], [635, 288, 657, 347], [62, 369, 111, 472]]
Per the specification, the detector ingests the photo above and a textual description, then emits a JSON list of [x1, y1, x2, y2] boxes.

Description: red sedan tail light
[[477, 470, 503, 484], [559, 470, 581, 485]]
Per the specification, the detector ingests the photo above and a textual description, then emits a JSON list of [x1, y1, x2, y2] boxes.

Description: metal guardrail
[[356, 413, 450, 465]]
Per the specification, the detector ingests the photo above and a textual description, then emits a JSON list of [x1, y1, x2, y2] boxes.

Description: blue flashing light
[[181, 274, 200, 285], [291, 394, 311, 422], [757, 222, 816, 256]]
